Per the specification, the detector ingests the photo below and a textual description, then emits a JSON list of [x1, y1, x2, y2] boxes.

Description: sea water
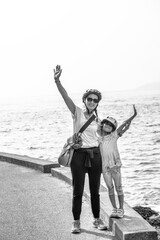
[[0, 90, 160, 212]]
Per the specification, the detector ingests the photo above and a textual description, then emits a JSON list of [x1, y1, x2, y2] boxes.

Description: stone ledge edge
[[0, 152, 60, 173]]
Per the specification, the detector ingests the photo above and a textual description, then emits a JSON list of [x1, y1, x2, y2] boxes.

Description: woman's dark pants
[[70, 148, 102, 220]]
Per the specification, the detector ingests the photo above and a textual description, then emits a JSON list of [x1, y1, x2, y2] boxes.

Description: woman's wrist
[[55, 78, 61, 84]]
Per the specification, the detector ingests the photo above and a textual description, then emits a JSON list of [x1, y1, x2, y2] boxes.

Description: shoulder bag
[[58, 114, 96, 167]]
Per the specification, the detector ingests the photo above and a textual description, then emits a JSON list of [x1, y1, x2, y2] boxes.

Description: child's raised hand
[[133, 104, 137, 117]]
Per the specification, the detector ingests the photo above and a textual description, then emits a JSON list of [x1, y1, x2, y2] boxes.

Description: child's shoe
[[116, 209, 124, 218], [110, 208, 117, 218], [71, 220, 81, 233], [93, 218, 108, 230]]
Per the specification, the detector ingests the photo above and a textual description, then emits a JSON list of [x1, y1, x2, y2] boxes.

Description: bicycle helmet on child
[[82, 89, 102, 103], [101, 116, 117, 131]]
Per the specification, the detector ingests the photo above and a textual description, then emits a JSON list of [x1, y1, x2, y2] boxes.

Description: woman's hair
[[86, 106, 99, 122]]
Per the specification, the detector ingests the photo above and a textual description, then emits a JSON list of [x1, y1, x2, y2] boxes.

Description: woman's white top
[[72, 106, 99, 148], [99, 131, 122, 173]]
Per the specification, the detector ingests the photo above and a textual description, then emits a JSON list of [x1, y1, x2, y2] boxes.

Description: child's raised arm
[[117, 105, 137, 136]]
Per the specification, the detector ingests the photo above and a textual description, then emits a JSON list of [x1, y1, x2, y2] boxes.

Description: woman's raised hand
[[54, 65, 62, 81]]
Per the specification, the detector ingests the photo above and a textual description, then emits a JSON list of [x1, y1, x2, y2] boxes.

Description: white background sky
[[0, 0, 160, 98]]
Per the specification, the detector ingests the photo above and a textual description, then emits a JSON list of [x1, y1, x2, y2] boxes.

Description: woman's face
[[85, 94, 99, 111]]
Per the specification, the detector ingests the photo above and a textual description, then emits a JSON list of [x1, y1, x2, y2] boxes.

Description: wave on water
[[0, 129, 12, 133]]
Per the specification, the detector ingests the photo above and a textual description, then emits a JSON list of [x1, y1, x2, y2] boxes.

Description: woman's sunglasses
[[87, 97, 99, 104]]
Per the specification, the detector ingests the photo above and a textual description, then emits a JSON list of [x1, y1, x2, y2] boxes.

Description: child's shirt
[[98, 130, 122, 173]]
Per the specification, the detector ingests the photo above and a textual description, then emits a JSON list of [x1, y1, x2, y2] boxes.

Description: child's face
[[102, 122, 113, 133]]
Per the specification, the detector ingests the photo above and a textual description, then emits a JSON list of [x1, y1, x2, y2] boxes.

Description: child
[[97, 105, 137, 218]]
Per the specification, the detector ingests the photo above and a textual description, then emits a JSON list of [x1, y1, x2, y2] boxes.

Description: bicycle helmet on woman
[[82, 89, 102, 103], [101, 116, 117, 131]]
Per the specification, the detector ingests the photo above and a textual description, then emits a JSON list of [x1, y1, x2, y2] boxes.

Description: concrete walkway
[[0, 161, 113, 240]]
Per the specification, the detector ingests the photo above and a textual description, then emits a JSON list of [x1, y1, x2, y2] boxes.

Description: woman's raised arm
[[54, 65, 76, 115]]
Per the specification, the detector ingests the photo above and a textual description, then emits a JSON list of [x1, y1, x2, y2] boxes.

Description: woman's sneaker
[[117, 209, 124, 218], [93, 218, 108, 230], [71, 220, 81, 234], [110, 208, 118, 218]]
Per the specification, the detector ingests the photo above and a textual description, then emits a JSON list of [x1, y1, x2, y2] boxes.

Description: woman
[[54, 65, 107, 234]]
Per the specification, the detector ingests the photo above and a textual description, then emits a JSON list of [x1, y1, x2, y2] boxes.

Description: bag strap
[[78, 114, 96, 134]]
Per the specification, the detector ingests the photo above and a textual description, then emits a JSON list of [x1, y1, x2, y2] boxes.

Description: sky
[[0, 0, 160, 98]]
